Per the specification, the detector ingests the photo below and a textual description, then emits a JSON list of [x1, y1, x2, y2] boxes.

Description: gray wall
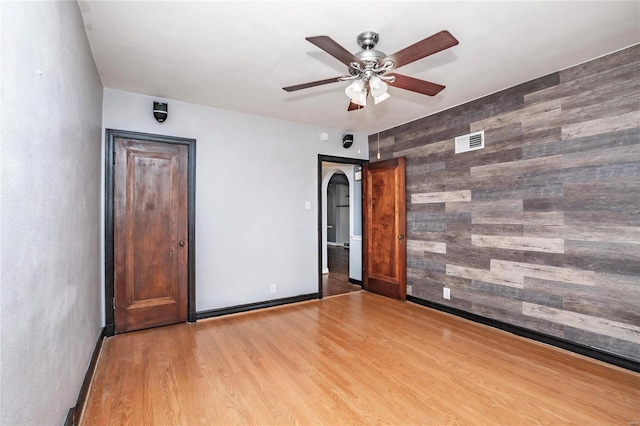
[[0, 2, 103, 424], [102, 89, 368, 313], [372, 45, 639, 361]]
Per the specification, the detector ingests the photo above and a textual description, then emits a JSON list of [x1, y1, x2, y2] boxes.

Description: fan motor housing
[[356, 49, 386, 63], [357, 31, 379, 49], [355, 31, 386, 66]]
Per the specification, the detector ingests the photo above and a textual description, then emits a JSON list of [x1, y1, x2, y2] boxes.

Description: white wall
[[102, 89, 368, 312], [0, 2, 103, 424], [335, 182, 350, 245]]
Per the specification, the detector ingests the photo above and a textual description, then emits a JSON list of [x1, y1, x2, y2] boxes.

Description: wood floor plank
[[80, 292, 640, 425], [324, 246, 361, 297]]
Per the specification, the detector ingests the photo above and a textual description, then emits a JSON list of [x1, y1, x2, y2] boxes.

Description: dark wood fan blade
[[381, 31, 458, 70], [347, 101, 364, 111], [306, 36, 363, 67], [283, 76, 345, 92], [388, 73, 445, 96]]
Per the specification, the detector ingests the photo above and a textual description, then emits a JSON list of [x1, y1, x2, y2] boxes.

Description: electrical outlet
[[406, 285, 412, 296], [270, 284, 276, 293], [443, 287, 451, 300]]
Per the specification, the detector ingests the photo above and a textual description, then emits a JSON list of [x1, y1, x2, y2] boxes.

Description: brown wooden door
[[363, 157, 406, 300], [114, 138, 188, 332]]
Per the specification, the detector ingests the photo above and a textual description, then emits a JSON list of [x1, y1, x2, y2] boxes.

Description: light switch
[[305, 201, 311, 209]]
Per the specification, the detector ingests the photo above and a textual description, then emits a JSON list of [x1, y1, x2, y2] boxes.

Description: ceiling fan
[[283, 30, 459, 111]]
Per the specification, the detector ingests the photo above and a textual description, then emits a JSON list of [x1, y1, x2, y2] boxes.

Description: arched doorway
[[320, 160, 364, 297], [326, 172, 350, 292], [327, 172, 349, 247]]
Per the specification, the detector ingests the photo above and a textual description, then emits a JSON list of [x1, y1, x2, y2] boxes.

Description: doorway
[[327, 172, 349, 247], [318, 155, 366, 298], [104, 129, 196, 336]]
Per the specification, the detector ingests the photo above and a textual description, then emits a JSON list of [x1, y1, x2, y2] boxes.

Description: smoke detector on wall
[[342, 134, 354, 148], [153, 101, 168, 123]]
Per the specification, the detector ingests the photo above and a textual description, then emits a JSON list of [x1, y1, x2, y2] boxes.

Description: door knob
[[179, 240, 185, 247]]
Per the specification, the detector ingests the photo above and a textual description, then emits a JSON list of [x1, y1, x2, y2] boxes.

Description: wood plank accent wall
[[369, 45, 640, 361]]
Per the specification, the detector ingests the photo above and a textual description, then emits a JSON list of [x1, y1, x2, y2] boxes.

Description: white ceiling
[[79, 1, 639, 134]]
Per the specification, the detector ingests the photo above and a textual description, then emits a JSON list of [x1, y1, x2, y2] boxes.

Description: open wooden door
[[363, 157, 406, 300]]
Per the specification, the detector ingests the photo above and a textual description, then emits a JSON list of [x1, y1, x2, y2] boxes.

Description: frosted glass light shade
[[369, 76, 388, 97], [345, 80, 365, 101], [374, 92, 390, 104], [370, 76, 390, 104]]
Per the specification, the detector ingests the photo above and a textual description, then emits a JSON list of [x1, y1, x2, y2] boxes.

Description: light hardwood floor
[[81, 292, 639, 425]]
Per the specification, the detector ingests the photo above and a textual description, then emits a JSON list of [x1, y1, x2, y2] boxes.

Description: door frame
[[317, 154, 367, 299], [104, 129, 196, 336]]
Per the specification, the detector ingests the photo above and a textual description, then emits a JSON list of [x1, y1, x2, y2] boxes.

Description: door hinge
[[112, 297, 116, 310]]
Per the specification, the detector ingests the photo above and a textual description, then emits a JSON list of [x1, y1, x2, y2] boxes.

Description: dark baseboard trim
[[196, 293, 319, 320], [65, 327, 106, 425], [64, 408, 74, 426], [406, 295, 640, 373], [104, 323, 115, 337], [348, 278, 363, 285]]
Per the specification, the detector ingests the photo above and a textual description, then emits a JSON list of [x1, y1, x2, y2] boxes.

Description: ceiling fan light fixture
[[355, 91, 367, 106], [284, 30, 459, 112], [351, 89, 367, 106], [345, 79, 365, 101], [369, 76, 388, 96], [374, 91, 390, 105], [370, 75, 390, 104]]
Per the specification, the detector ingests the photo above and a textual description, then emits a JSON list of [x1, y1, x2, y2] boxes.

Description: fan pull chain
[[377, 133, 381, 159]]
